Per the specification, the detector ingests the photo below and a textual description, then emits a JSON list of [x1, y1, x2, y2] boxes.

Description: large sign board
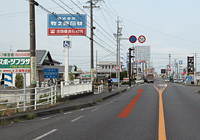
[[111, 78, 118, 83], [47, 14, 87, 36], [135, 46, 150, 61], [187, 56, 194, 75], [0, 52, 30, 73], [43, 68, 59, 79]]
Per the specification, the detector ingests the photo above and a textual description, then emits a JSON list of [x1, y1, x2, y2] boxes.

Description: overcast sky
[[1, 0, 200, 74]]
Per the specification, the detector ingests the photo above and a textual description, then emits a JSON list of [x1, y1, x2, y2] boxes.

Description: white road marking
[[70, 115, 84, 122], [63, 112, 72, 115], [41, 116, 52, 120], [91, 108, 99, 112], [32, 129, 57, 140]]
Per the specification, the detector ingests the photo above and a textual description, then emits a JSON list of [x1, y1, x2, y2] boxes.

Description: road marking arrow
[[117, 89, 143, 118]]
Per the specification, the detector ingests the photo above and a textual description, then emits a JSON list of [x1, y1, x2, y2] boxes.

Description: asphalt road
[[1, 79, 200, 140]]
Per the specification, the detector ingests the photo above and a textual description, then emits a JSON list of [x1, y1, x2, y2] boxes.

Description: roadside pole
[[29, 0, 36, 110], [63, 36, 71, 85], [24, 73, 26, 111]]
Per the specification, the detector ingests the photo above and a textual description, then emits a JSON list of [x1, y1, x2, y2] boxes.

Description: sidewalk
[[0, 85, 130, 123]]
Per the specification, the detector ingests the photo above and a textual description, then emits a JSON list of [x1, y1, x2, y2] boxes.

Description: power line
[[121, 17, 200, 45], [53, 0, 116, 55]]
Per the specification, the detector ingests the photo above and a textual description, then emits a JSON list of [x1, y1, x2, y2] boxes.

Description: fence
[[61, 80, 92, 97], [0, 86, 57, 112], [98, 85, 104, 93]]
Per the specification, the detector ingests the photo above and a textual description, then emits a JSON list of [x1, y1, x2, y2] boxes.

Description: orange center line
[[154, 84, 168, 140]]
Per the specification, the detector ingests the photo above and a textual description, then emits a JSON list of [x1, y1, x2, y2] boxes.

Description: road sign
[[47, 14, 87, 36], [129, 35, 137, 43], [135, 46, 150, 61], [138, 35, 146, 43], [4, 73, 12, 87], [114, 65, 120, 71], [43, 68, 59, 78], [179, 60, 183, 65], [63, 41, 71, 48]]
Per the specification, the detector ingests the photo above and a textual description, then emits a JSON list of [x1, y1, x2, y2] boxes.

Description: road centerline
[[154, 84, 168, 140]]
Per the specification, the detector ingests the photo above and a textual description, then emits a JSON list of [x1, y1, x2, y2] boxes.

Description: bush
[[121, 82, 129, 85], [15, 73, 24, 89]]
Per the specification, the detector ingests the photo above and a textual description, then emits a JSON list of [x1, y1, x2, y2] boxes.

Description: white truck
[[146, 73, 154, 83]]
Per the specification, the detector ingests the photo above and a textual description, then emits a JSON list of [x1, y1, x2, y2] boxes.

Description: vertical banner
[[91, 68, 94, 81], [187, 56, 194, 75], [31, 57, 36, 84]]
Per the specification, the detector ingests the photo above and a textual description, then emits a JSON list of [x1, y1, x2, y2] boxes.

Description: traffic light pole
[[129, 47, 135, 86]]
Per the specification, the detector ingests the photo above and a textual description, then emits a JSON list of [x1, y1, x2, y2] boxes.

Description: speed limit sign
[[138, 35, 146, 43]]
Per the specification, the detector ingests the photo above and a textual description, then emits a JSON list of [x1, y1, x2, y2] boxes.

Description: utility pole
[[29, 0, 37, 109], [96, 50, 97, 82], [169, 54, 171, 77], [195, 52, 197, 77], [84, 0, 102, 82]]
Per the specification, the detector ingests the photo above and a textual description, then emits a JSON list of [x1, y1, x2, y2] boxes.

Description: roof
[[17, 50, 61, 65]]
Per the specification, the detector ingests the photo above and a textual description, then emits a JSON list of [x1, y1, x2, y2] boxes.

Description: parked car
[[164, 79, 169, 82], [177, 79, 183, 83]]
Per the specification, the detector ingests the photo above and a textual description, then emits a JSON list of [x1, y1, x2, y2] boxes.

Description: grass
[[89, 100, 94, 106], [26, 112, 35, 120], [0, 119, 9, 125], [76, 105, 80, 110], [13, 118, 23, 123], [97, 98, 104, 102], [1, 108, 14, 116], [59, 109, 63, 113]]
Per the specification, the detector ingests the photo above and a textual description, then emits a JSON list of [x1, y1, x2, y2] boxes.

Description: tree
[[15, 73, 24, 88], [69, 72, 74, 81]]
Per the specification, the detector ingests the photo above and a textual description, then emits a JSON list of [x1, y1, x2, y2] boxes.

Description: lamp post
[[110, 62, 112, 78]]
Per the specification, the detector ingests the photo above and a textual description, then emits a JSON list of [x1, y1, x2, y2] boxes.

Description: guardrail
[[61, 80, 92, 97], [0, 86, 57, 112]]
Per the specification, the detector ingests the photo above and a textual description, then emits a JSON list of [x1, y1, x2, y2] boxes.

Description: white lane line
[[32, 129, 57, 140], [41, 116, 52, 120], [63, 112, 72, 115], [70, 115, 84, 122], [91, 108, 99, 112]]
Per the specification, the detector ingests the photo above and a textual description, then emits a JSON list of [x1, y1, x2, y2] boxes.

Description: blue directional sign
[[63, 41, 71, 48], [43, 68, 58, 78], [129, 35, 137, 43], [179, 60, 183, 65]]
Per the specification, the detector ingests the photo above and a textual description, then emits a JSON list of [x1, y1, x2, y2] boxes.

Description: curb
[[0, 87, 129, 124]]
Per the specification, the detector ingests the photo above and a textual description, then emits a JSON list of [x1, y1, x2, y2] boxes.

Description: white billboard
[[135, 46, 151, 61]]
